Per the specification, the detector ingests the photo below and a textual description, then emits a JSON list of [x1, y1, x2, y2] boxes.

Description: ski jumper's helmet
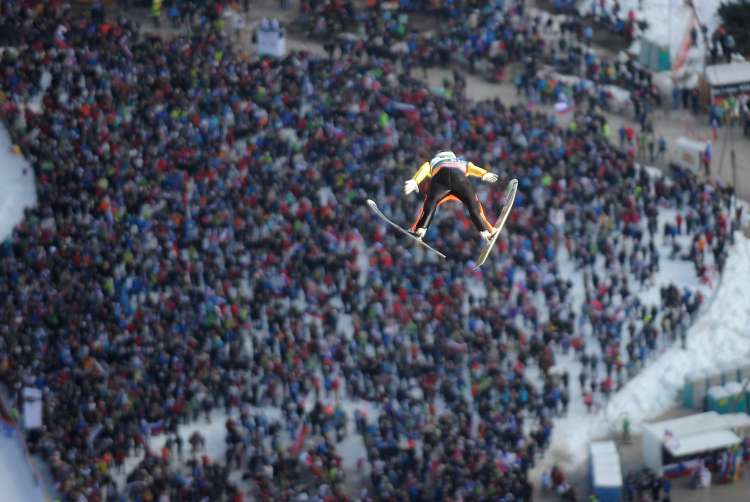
[[430, 151, 457, 169]]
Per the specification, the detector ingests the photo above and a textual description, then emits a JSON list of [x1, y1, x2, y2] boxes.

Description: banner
[[256, 19, 286, 58], [22, 387, 42, 430]]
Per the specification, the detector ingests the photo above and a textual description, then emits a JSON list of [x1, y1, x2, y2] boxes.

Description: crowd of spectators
[[624, 467, 671, 502], [297, 0, 661, 128], [709, 26, 737, 65], [297, 0, 553, 82], [562, 0, 643, 43], [0, 1, 743, 501]]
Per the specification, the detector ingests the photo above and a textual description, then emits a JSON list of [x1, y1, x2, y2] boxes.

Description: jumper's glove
[[482, 172, 499, 184], [404, 179, 419, 195]]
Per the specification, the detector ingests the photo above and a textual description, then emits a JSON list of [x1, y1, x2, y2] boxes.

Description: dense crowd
[[298, 0, 551, 81], [623, 467, 671, 502], [297, 0, 660, 126], [581, 0, 642, 42], [0, 1, 743, 501]]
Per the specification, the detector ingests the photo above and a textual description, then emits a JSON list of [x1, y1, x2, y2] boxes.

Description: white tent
[[718, 413, 750, 431], [643, 411, 724, 438], [664, 429, 740, 457], [21, 387, 42, 430], [673, 136, 710, 173], [704, 62, 750, 98], [642, 412, 743, 472]]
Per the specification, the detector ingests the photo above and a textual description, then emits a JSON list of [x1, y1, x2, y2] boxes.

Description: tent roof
[[664, 430, 741, 457], [643, 412, 722, 437], [719, 413, 750, 430], [705, 62, 750, 87]]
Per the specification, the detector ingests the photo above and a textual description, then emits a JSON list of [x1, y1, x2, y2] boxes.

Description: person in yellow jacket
[[152, 0, 162, 27], [404, 151, 499, 242]]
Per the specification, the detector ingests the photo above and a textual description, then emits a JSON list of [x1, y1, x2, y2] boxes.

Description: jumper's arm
[[466, 162, 488, 178], [411, 161, 431, 184]]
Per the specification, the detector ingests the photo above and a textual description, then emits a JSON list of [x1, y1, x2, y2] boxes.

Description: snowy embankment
[[0, 430, 45, 502], [607, 231, 750, 424], [0, 125, 36, 238], [544, 228, 750, 468], [0, 123, 42, 502]]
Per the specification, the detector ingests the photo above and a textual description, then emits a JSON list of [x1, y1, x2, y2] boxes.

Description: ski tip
[[366, 199, 377, 209]]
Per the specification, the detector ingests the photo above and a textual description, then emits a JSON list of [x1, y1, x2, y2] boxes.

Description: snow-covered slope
[[0, 125, 36, 239], [0, 430, 45, 502], [0, 123, 42, 502], [545, 230, 750, 467], [607, 231, 750, 424]]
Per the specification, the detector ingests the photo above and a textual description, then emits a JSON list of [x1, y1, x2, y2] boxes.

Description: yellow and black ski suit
[[409, 159, 494, 233]]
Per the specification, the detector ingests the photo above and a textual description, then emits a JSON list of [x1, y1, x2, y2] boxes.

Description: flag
[[289, 424, 309, 457], [554, 100, 572, 115]]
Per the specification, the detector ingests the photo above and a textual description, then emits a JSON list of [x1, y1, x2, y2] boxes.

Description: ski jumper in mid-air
[[404, 151, 500, 242], [366, 150, 517, 266]]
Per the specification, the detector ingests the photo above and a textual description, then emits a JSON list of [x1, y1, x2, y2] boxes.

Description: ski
[[366, 199, 447, 259], [474, 178, 518, 269]]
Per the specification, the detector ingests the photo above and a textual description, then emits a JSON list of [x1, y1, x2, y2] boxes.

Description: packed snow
[[606, 230, 750, 424], [544, 223, 750, 468], [0, 125, 36, 239], [0, 123, 42, 502], [0, 430, 45, 502]]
